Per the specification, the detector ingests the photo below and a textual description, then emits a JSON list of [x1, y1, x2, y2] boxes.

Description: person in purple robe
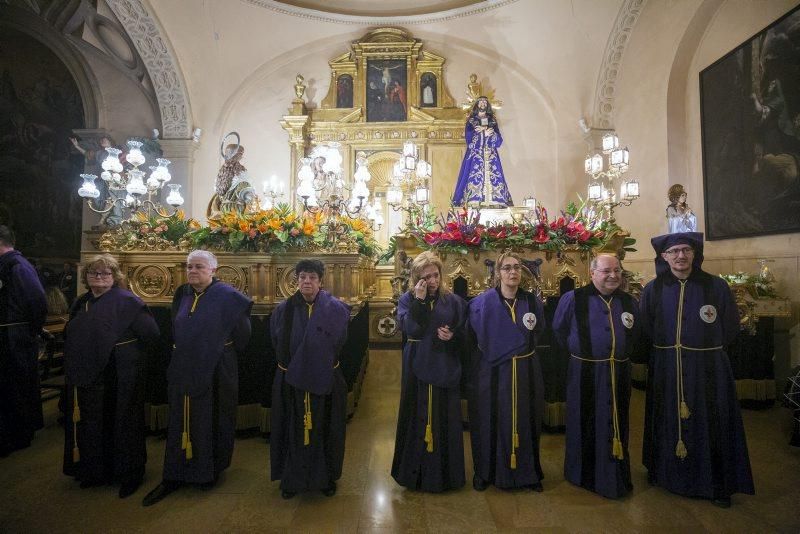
[[62, 254, 159, 498], [452, 96, 513, 207], [392, 251, 468, 492], [0, 226, 47, 457], [270, 259, 351, 499], [143, 250, 252, 506], [552, 254, 641, 499], [640, 232, 755, 508], [468, 251, 545, 491]]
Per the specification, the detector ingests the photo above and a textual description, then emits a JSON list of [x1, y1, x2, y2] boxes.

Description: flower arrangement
[[409, 199, 630, 255], [720, 271, 777, 298], [134, 209, 200, 243]]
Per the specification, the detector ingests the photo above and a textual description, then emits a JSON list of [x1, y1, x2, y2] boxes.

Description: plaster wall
[[614, 0, 800, 371]]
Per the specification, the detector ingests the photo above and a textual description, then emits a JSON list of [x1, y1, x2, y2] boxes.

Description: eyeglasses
[[663, 247, 694, 257], [500, 264, 522, 272], [87, 270, 113, 278], [594, 268, 622, 275]]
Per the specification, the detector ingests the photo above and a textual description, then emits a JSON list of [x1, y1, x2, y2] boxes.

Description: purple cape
[[271, 290, 350, 396], [168, 280, 252, 396], [397, 291, 467, 388], [452, 114, 513, 206], [469, 287, 543, 366], [64, 287, 152, 386]]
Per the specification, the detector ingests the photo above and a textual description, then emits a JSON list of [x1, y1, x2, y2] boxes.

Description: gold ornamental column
[[280, 75, 311, 210]]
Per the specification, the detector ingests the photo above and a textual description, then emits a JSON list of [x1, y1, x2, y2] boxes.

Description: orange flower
[[239, 221, 249, 232], [188, 219, 201, 230], [269, 219, 282, 230], [257, 223, 268, 233], [303, 221, 316, 235], [285, 213, 296, 224]]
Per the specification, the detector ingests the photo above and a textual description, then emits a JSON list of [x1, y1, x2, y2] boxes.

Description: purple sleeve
[[12, 263, 47, 330], [464, 121, 476, 147], [533, 293, 545, 334], [488, 126, 503, 149], [398, 292, 426, 338], [551, 291, 574, 348], [717, 279, 740, 346], [231, 310, 252, 352]]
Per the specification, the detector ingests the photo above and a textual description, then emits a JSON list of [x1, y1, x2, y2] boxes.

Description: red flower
[[550, 217, 566, 230], [248, 228, 257, 238], [534, 228, 550, 243], [465, 235, 481, 246], [424, 232, 441, 245], [577, 229, 592, 242]]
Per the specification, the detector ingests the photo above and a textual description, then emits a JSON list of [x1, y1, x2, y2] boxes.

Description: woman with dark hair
[[63, 253, 159, 498], [468, 251, 545, 492], [392, 251, 467, 492], [666, 184, 697, 234], [270, 259, 351, 499], [452, 96, 513, 207]]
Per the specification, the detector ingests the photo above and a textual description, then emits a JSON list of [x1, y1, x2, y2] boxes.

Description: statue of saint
[[207, 143, 257, 218], [666, 183, 697, 233], [452, 96, 512, 207]]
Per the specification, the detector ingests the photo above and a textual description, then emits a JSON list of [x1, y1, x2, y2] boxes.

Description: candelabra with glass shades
[[295, 143, 380, 246], [386, 141, 431, 230], [77, 139, 184, 225], [584, 132, 639, 224]]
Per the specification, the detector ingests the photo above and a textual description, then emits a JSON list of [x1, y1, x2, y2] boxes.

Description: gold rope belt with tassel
[[651, 279, 723, 459], [510, 350, 535, 469], [0, 321, 29, 328], [276, 361, 340, 446], [182, 394, 193, 460]]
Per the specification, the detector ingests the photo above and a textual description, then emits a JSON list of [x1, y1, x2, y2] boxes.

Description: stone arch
[[106, 0, 193, 138]]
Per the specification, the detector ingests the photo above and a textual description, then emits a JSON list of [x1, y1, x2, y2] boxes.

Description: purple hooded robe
[[640, 232, 754, 500]]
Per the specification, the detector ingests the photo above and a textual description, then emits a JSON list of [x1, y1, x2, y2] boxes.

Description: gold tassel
[[181, 431, 188, 450], [304, 392, 313, 446], [304, 427, 310, 446], [181, 395, 188, 450], [72, 445, 80, 462], [612, 437, 624, 460], [185, 395, 193, 460], [675, 439, 688, 459], [185, 440, 193, 460], [425, 384, 434, 453], [72, 386, 80, 463], [513, 432, 519, 448], [305, 411, 312, 431], [680, 400, 691, 420], [425, 424, 433, 452], [72, 387, 81, 423], [510, 452, 517, 470]]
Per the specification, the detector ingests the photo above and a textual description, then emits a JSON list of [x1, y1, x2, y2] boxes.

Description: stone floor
[[1, 349, 799, 533]]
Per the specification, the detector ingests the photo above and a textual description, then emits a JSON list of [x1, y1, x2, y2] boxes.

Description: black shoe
[[472, 474, 488, 492], [142, 481, 180, 507], [712, 497, 731, 508], [119, 478, 142, 499], [281, 490, 296, 499], [322, 481, 337, 497], [527, 482, 543, 493]]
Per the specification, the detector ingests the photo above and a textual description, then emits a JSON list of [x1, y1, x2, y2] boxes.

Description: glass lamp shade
[[621, 180, 640, 199], [386, 187, 403, 205], [296, 178, 315, 199], [602, 132, 619, 152], [584, 155, 593, 174], [588, 181, 603, 201], [403, 155, 416, 172], [151, 158, 171, 183], [374, 211, 384, 227], [126, 140, 146, 167], [102, 148, 123, 173], [610, 147, 629, 170], [415, 187, 429, 204], [352, 179, 370, 201], [146, 174, 161, 189], [393, 161, 405, 179], [101, 171, 112, 182], [416, 160, 431, 179], [126, 169, 147, 196], [523, 196, 537, 210], [124, 193, 136, 207], [403, 141, 417, 158], [354, 163, 371, 183], [322, 144, 343, 174], [365, 204, 376, 220], [165, 183, 184, 207], [297, 158, 314, 182], [306, 194, 319, 208], [589, 154, 603, 174], [348, 198, 362, 212], [78, 174, 100, 199]]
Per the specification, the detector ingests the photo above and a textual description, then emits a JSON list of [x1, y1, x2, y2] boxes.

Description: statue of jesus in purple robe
[[452, 96, 513, 207]]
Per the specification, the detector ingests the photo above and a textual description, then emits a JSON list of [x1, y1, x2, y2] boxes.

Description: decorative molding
[[106, 0, 192, 138], [240, 0, 518, 25], [592, 0, 647, 129]]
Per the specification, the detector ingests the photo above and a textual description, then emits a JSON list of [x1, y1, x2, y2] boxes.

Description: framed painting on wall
[[699, 4, 800, 240], [366, 59, 407, 122]]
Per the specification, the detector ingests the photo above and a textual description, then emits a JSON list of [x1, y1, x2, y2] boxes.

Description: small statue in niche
[[207, 133, 257, 219], [294, 74, 306, 100], [666, 183, 697, 233]]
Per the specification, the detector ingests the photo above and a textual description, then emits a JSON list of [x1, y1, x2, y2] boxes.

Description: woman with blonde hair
[[63, 254, 159, 498], [468, 251, 546, 492], [391, 251, 468, 492]]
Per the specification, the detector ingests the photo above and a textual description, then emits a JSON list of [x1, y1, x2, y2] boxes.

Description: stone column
[[159, 138, 198, 218]]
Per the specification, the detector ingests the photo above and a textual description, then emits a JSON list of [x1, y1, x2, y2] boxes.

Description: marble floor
[[1, 349, 799, 533]]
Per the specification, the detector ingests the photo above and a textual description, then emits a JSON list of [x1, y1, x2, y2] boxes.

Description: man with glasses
[[640, 232, 754, 508], [552, 254, 640, 499], [0, 226, 47, 457]]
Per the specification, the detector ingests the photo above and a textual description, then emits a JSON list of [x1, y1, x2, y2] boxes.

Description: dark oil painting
[[700, 5, 800, 240], [366, 59, 407, 122]]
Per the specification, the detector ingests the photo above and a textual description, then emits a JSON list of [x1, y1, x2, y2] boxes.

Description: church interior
[[1, 0, 800, 531]]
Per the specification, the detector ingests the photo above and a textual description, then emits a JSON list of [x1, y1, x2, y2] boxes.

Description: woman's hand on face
[[414, 279, 427, 300], [437, 325, 453, 341]]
